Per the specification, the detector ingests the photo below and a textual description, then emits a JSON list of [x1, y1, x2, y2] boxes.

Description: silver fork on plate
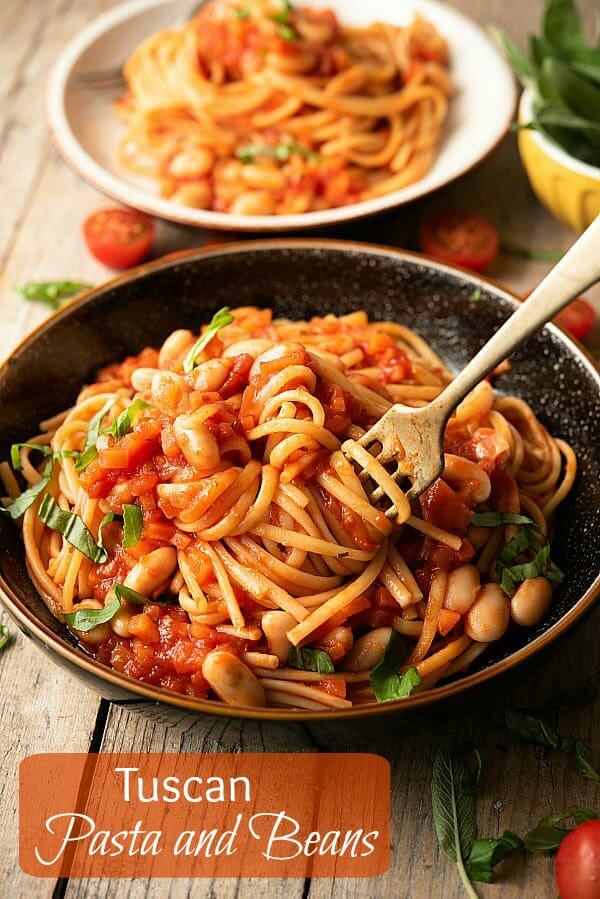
[[74, 1, 207, 89], [342, 215, 600, 519]]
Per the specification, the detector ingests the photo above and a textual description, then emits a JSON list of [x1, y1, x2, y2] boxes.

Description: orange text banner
[[20, 752, 390, 878]]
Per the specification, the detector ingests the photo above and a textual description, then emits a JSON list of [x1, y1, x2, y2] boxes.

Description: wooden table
[[1, 2, 599, 897]]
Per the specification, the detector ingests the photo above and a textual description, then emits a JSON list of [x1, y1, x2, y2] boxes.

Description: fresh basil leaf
[[122, 504, 143, 548], [38, 495, 108, 563], [288, 646, 335, 674], [432, 745, 479, 898], [524, 807, 598, 853], [64, 595, 121, 632], [0, 624, 11, 653], [369, 631, 421, 702], [470, 511, 534, 528], [1, 462, 52, 519], [504, 707, 560, 749], [490, 28, 537, 86], [543, 0, 584, 52], [84, 397, 116, 453], [277, 23, 296, 41], [183, 307, 234, 373], [17, 280, 91, 310], [501, 242, 564, 262], [541, 57, 600, 123], [113, 583, 150, 605], [469, 287, 482, 303], [466, 831, 523, 883], [97, 512, 118, 556], [107, 399, 151, 439], [75, 445, 98, 472], [236, 142, 319, 164], [560, 737, 600, 782], [234, 4, 250, 19], [10, 443, 53, 471]]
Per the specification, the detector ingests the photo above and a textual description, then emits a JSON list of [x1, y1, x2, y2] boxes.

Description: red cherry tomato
[[553, 298, 597, 341], [420, 209, 500, 272], [556, 820, 600, 899], [83, 208, 155, 269]]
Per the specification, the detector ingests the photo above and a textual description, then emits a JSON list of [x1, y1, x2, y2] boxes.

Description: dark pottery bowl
[[1, 240, 599, 723]]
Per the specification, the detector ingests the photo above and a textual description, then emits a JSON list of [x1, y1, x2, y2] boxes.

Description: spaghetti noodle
[[1, 308, 575, 710], [116, 0, 452, 214]]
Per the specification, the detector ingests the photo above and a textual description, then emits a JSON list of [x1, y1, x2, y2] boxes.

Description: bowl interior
[[48, 0, 516, 231], [1, 243, 599, 708]]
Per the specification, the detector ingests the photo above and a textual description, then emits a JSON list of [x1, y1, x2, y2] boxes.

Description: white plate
[[47, 0, 517, 232]]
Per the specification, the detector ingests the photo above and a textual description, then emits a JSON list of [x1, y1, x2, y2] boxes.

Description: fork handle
[[432, 215, 600, 419]]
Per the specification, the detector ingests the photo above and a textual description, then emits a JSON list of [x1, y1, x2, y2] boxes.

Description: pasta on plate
[[116, 0, 453, 215], [1, 308, 575, 711]]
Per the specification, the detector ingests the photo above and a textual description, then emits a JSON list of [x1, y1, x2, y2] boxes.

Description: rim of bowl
[[519, 89, 600, 180], [1, 239, 599, 720], [46, 0, 517, 232]]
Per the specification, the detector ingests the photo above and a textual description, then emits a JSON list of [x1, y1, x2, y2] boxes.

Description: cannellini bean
[[465, 584, 510, 643], [262, 610, 297, 663], [230, 190, 275, 216], [202, 650, 266, 706], [131, 367, 159, 392], [189, 358, 230, 392], [222, 339, 274, 360], [172, 182, 212, 209], [151, 370, 187, 415], [240, 164, 285, 191], [250, 342, 305, 377], [111, 607, 135, 638], [510, 577, 553, 627], [70, 599, 112, 644], [169, 147, 214, 179], [315, 625, 353, 662], [124, 547, 177, 596], [173, 414, 220, 470], [158, 329, 195, 370], [444, 565, 481, 615], [343, 627, 392, 672], [444, 454, 491, 505]]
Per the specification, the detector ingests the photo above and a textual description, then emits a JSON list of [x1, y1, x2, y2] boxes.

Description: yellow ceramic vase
[[518, 91, 600, 233]]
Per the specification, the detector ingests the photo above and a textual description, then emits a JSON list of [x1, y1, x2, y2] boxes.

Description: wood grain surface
[[1, 2, 599, 897]]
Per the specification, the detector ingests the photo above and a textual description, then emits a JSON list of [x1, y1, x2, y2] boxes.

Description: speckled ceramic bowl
[[1, 241, 599, 722]]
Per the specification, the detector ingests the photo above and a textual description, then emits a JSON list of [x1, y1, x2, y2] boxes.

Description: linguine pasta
[[1, 308, 575, 710], [116, 0, 453, 215]]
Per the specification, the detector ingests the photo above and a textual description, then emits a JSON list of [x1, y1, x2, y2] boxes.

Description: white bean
[[202, 650, 266, 706], [262, 610, 297, 663], [173, 414, 220, 470], [151, 370, 187, 415], [169, 147, 214, 179], [124, 547, 177, 596], [465, 584, 510, 643], [172, 182, 212, 209], [444, 565, 481, 615], [343, 627, 392, 672], [111, 607, 135, 638], [189, 358, 230, 392], [158, 330, 195, 370], [510, 577, 553, 627], [230, 191, 275, 216], [131, 367, 159, 392]]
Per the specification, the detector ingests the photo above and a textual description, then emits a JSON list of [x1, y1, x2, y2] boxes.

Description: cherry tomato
[[554, 298, 597, 341], [556, 820, 600, 899], [420, 209, 500, 272], [83, 208, 155, 269], [523, 292, 597, 341]]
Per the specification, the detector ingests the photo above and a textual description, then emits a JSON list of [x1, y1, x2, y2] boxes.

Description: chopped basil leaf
[[465, 831, 523, 883], [1, 461, 53, 519], [64, 595, 121, 633], [524, 807, 598, 853], [503, 707, 600, 782], [114, 583, 152, 605], [38, 495, 108, 563], [123, 504, 143, 548], [107, 398, 151, 439], [0, 624, 11, 653], [75, 445, 98, 472], [469, 287, 482, 303], [370, 631, 422, 702], [271, 0, 293, 23], [97, 512, 118, 555], [501, 242, 564, 262], [17, 280, 91, 310], [183, 307, 234, 373], [236, 142, 319, 164], [234, 4, 250, 19], [288, 646, 335, 674], [9, 444, 77, 473], [277, 23, 296, 40], [81, 397, 116, 459], [471, 511, 534, 527]]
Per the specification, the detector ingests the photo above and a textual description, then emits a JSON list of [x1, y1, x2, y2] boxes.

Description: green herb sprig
[[64, 595, 121, 632], [17, 281, 91, 310], [524, 807, 598, 853], [288, 646, 334, 674], [369, 631, 422, 702], [183, 307, 234, 373], [38, 495, 108, 563], [492, 0, 600, 166], [236, 142, 320, 164]]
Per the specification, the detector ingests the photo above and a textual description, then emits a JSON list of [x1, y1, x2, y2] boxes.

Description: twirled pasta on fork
[[1, 308, 575, 710]]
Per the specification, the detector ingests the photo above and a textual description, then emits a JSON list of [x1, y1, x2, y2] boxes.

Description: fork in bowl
[[342, 216, 600, 519]]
